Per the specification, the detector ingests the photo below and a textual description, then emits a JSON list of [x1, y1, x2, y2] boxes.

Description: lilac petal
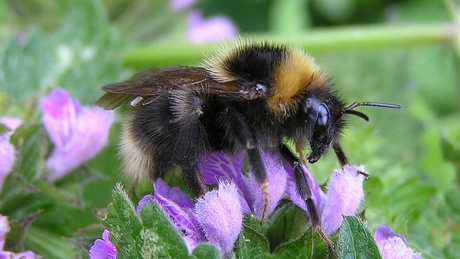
[[147, 179, 205, 252], [0, 215, 10, 249], [41, 89, 113, 181], [321, 165, 365, 236], [89, 229, 117, 259], [195, 181, 243, 257], [284, 162, 326, 217], [0, 135, 15, 191], [187, 11, 237, 43], [374, 225, 421, 259], [40, 88, 79, 148], [154, 179, 194, 209], [374, 224, 407, 244], [247, 150, 287, 218], [0, 117, 22, 131], [199, 152, 251, 211], [170, 0, 195, 11]]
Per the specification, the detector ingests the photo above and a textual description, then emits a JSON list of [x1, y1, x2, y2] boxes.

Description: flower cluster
[[0, 215, 38, 258], [90, 149, 372, 258], [39, 88, 113, 181]]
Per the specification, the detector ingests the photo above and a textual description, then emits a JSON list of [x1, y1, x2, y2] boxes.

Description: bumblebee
[[96, 41, 399, 229]]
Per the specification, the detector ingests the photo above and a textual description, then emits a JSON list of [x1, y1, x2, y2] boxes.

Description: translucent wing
[[96, 66, 242, 110]]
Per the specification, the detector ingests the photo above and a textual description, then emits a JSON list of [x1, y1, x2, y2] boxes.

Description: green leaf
[[265, 203, 309, 251], [103, 183, 143, 258], [191, 243, 220, 259], [138, 203, 189, 258], [273, 230, 329, 259], [336, 216, 381, 259], [103, 184, 190, 258], [235, 224, 271, 259]]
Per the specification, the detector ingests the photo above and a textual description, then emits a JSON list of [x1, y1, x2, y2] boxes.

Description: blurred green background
[[0, 0, 459, 258]]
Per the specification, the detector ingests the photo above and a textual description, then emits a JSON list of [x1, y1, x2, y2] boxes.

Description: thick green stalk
[[124, 23, 455, 68]]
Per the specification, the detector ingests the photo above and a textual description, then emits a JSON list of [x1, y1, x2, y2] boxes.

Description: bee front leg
[[280, 144, 334, 249]]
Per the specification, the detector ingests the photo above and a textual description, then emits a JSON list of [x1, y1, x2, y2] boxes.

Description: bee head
[[304, 93, 401, 165], [304, 91, 345, 164]]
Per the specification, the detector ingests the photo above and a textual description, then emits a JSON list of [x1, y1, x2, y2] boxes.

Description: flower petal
[[146, 179, 205, 252], [40, 88, 78, 148], [41, 89, 113, 181], [321, 165, 365, 236], [284, 162, 326, 217], [0, 135, 15, 191], [374, 225, 421, 259], [89, 229, 117, 259], [195, 181, 243, 257], [170, 0, 195, 11], [187, 11, 237, 43], [247, 150, 287, 218], [199, 152, 251, 212], [0, 215, 10, 249]]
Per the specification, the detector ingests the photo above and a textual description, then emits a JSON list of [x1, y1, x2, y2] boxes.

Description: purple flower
[[89, 229, 117, 259], [195, 181, 243, 256], [374, 225, 421, 259], [137, 179, 242, 256], [284, 161, 326, 218], [39, 88, 113, 181], [0, 117, 22, 191], [247, 150, 288, 218], [0, 215, 38, 258], [320, 165, 365, 236], [187, 11, 237, 43], [170, 0, 195, 11]]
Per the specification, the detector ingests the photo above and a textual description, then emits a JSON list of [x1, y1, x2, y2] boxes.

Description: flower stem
[[123, 23, 455, 68]]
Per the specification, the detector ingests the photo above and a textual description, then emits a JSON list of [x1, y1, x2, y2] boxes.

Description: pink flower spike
[[39, 88, 113, 181], [187, 11, 237, 43], [89, 229, 117, 259], [195, 181, 243, 257], [374, 225, 421, 259], [321, 165, 365, 236]]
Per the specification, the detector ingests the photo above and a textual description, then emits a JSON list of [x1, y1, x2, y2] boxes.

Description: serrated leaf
[[103, 183, 143, 258], [336, 216, 381, 259], [191, 243, 220, 259], [137, 203, 189, 258]]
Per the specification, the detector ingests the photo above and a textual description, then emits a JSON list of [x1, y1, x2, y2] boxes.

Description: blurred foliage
[[0, 0, 459, 258]]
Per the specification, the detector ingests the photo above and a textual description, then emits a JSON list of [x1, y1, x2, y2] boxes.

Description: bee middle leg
[[227, 106, 269, 221]]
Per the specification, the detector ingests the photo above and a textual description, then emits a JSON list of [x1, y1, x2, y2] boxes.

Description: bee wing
[[96, 66, 242, 110]]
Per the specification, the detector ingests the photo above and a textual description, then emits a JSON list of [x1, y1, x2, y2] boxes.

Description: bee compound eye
[[317, 104, 329, 127]]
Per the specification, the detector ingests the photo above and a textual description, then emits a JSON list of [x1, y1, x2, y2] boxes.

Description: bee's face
[[304, 93, 345, 163]]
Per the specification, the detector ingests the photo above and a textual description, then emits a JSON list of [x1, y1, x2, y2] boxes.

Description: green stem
[[124, 23, 455, 68]]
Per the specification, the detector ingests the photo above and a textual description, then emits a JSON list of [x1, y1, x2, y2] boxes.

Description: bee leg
[[280, 144, 335, 249], [332, 142, 348, 167], [247, 148, 270, 222], [182, 165, 208, 197], [228, 106, 269, 221]]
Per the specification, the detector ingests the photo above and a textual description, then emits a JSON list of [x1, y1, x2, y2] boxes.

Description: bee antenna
[[344, 102, 401, 121], [344, 110, 369, 121]]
